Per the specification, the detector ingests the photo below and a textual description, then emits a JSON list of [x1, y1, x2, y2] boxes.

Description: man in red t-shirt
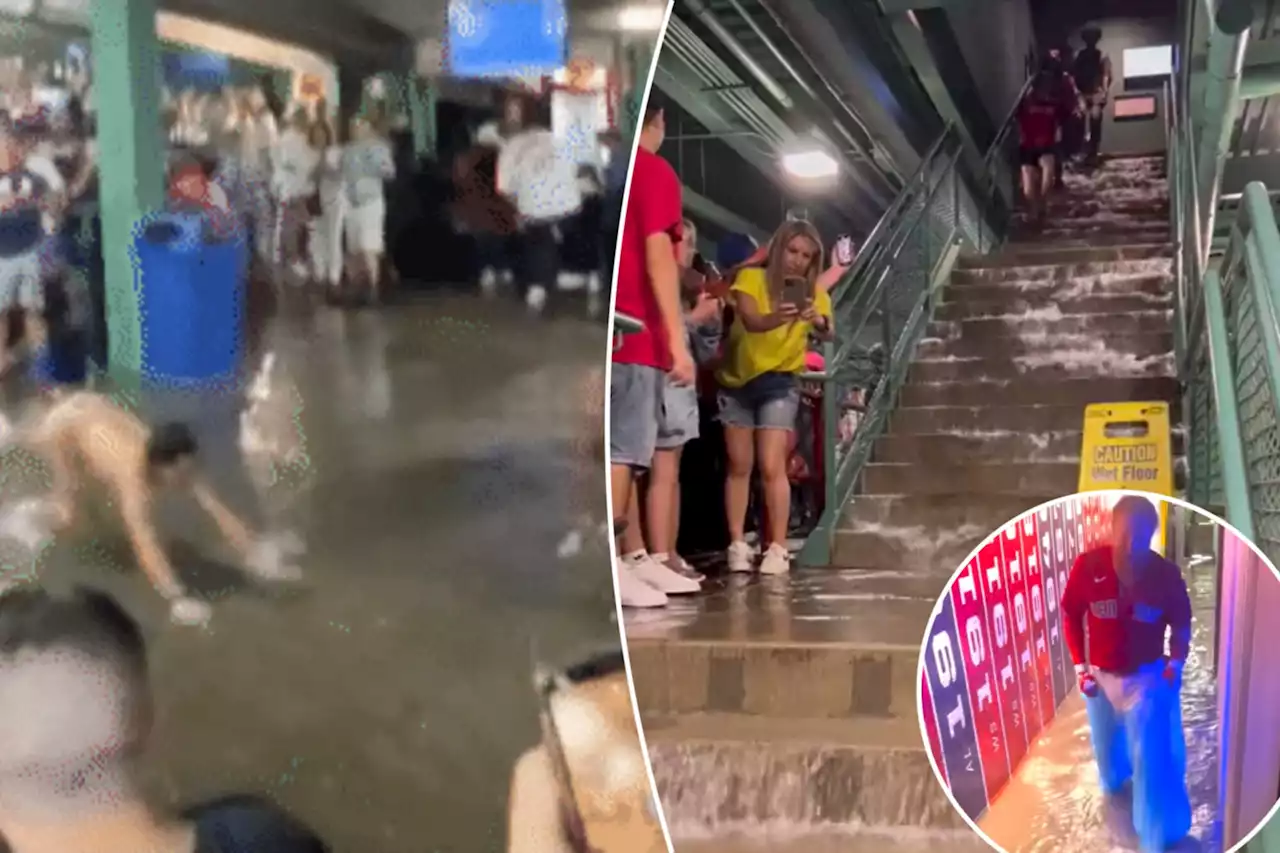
[[1060, 495, 1192, 850], [610, 102, 696, 609]]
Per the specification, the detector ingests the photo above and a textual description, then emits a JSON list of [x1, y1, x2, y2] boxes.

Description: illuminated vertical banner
[[976, 535, 1029, 769], [1075, 495, 1088, 554], [1051, 502, 1075, 678], [998, 521, 1043, 739], [1019, 513, 1058, 721], [922, 596, 988, 819], [950, 557, 1011, 796], [1036, 505, 1069, 707], [921, 671, 948, 785]]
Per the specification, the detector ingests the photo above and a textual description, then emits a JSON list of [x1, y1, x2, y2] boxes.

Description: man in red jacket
[[1060, 495, 1192, 852]]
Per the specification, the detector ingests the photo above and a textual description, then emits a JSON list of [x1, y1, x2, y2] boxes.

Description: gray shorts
[[610, 361, 663, 468], [657, 376, 699, 450], [0, 251, 42, 312], [718, 372, 800, 430]]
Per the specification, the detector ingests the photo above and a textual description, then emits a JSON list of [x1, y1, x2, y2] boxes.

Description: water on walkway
[[0, 294, 617, 852]]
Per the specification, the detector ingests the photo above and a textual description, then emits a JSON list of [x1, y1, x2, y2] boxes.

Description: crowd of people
[[452, 89, 619, 316], [608, 101, 852, 609], [164, 84, 397, 305], [1016, 26, 1113, 225]]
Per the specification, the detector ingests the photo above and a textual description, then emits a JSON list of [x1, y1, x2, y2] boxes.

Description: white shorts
[[0, 251, 43, 311], [345, 198, 385, 255]]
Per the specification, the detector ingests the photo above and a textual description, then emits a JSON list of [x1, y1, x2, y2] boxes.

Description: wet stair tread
[[642, 711, 926, 751]]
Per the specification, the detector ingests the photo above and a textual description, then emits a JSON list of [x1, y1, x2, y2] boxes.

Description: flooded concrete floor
[[1, 293, 618, 853], [979, 557, 1222, 853], [623, 569, 941, 644]]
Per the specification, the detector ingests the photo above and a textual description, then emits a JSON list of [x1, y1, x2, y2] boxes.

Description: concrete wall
[[948, 0, 1035, 132], [1033, 1, 1176, 156]]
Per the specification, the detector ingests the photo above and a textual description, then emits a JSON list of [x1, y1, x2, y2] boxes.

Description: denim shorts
[[717, 372, 800, 430], [610, 361, 663, 468], [656, 375, 699, 450]]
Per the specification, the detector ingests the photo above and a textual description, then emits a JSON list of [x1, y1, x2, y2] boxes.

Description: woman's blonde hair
[[764, 219, 824, 301]]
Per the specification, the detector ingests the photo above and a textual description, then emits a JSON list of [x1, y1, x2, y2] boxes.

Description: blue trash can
[[133, 211, 247, 387]]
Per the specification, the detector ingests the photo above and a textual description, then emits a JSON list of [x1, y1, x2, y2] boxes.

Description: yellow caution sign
[[1078, 402, 1175, 555]]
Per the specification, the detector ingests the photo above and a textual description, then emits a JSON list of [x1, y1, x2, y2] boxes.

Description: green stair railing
[[1170, 39, 1280, 555], [798, 118, 1016, 565]]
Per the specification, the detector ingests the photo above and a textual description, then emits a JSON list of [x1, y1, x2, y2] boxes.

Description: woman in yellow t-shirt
[[717, 220, 835, 575]]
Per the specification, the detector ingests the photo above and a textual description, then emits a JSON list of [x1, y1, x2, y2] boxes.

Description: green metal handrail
[[797, 117, 1014, 565], [1173, 94, 1280, 554]]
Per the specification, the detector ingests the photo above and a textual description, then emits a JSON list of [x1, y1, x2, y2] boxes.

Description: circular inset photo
[[917, 490, 1280, 853]]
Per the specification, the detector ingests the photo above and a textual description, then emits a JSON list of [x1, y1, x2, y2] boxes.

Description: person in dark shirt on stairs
[[1072, 26, 1113, 165], [0, 586, 329, 853]]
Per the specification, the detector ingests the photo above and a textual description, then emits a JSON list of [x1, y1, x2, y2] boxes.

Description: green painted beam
[[92, 0, 165, 381], [886, 11, 984, 181], [682, 186, 769, 243], [1194, 0, 1250, 248]]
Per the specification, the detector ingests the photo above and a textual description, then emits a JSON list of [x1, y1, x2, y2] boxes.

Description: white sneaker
[[479, 267, 498, 297], [727, 540, 755, 573], [760, 542, 791, 575], [625, 552, 701, 594], [618, 566, 667, 608], [526, 285, 548, 313]]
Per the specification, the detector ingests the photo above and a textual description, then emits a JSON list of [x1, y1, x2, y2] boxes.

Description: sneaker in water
[[625, 552, 700, 594], [617, 566, 667, 608], [727, 540, 754, 573], [654, 552, 704, 582], [526, 284, 548, 314], [759, 542, 791, 575]]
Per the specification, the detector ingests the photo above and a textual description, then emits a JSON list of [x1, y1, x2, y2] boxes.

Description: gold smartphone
[[780, 275, 810, 308], [535, 650, 666, 853]]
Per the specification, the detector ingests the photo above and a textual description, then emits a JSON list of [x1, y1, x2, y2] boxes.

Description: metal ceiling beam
[[657, 19, 872, 230], [877, 0, 971, 12], [885, 9, 983, 176], [677, 0, 895, 210], [758, 0, 919, 179], [164, 0, 413, 69], [683, 186, 770, 241]]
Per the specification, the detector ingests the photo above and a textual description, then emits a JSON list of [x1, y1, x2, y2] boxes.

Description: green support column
[[92, 0, 164, 381]]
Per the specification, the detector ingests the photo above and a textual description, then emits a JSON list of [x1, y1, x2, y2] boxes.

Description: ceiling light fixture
[[617, 4, 666, 32], [781, 147, 839, 181]]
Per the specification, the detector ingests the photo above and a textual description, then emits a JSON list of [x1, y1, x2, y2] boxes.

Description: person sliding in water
[[12, 391, 302, 626], [1060, 495, 1192, 852]]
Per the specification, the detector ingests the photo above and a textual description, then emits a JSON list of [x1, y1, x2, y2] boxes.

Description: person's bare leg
[[723, 426, 755, 543], [365, 252, 382, 300], [609, 463, 634, 544], [647, 446, 681, 557], [621, 475, 646, 555], [1020, 165, 1039, 221], [756, 429, 793, 548], [1038, 154, 1056, 218]]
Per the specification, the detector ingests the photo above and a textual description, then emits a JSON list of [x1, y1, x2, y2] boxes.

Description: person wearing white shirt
[[340, 115, 394, 302], [271, 109, 319, 280], [309, 122, 345, 296], [495, 111, 582, 314], [239, 88, 279, 266]]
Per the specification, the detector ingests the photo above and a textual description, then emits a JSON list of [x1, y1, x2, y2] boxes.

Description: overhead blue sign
[[447, 0, 567, 79]]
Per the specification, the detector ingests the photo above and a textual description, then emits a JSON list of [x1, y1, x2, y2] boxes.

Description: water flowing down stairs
[[627, 156, 1179, 850]]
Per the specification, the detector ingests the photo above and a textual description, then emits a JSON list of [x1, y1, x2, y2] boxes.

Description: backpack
[[1073, 48, 1104, 94]]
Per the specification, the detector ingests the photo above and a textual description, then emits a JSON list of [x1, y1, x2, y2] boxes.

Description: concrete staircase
[[626, 156, 1177, 850]]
